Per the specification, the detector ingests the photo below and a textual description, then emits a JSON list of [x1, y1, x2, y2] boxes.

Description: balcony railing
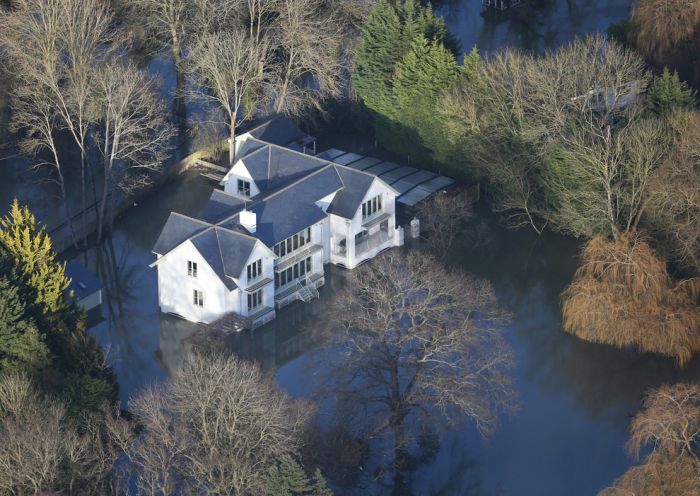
[[355, 230, 391, 256]]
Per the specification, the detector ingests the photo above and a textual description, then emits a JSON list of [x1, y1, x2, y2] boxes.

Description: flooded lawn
[[71, 169, 700, 495]]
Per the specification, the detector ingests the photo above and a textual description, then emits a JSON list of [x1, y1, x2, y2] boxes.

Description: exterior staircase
[[296, 279, 319, 303]]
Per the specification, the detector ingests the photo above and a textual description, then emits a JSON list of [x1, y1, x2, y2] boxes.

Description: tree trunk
[[229, 115, 237, 167], [275, 54, 294, 114]]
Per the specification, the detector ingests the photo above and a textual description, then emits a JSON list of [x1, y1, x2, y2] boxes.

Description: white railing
[[355, 230, 391, 256]]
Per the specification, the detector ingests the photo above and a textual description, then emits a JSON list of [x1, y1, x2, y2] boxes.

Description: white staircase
[[296, 279, 319, 303]]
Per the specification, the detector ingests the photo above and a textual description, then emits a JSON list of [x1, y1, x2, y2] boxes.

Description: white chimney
[[240, 210, 257, 234]]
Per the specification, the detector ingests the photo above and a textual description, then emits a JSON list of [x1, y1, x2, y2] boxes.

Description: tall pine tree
[[647, 67, 696, 114]]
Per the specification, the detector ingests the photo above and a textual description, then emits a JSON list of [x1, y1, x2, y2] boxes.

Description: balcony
[[355, 230, 392, 256], [275, 243, 323, 271]]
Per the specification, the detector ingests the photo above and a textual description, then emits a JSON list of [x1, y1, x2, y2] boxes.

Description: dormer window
[[362, 195, 382, 219], [237, 179, 251, 197], [187, 261, 197, 277], [247, 259, 262, 282]]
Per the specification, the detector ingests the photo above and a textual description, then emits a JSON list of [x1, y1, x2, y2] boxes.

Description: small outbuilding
[[65, 260, 104, 312]]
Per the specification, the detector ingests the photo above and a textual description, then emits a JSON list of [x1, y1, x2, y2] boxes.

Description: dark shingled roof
[[247, 165, 344, 246], [240, 145, 327, 192], [65, 260, 103, 299], [189, 227, 258, 291], [248, 116, 308, 146], [152, 213, 209, 256], [201, 189, 246, 223], [236, 137, 266, 159], [327, 167, 376, 219]]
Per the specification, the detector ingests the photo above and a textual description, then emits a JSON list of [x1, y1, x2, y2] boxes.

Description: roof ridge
[[170, 211, 213, 227], [213, 223, 260, 243], [213, 228, 230, 279], [214, 163, 339, 228], [264, 141, 330, 167]]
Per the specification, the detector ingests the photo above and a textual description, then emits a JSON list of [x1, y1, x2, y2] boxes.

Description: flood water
[[6, 0, 697, 494]]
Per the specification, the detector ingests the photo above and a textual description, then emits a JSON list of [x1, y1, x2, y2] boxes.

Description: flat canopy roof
[[318, 149, 457, 207]]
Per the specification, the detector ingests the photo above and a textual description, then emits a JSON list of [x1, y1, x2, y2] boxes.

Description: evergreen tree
[[0, 277, 49, 375], [392, 34, 460, 161], [264, 455, 333, 496], [647, 68, 696, 115], [352, 0, 403, 118], [0, 199, 71, 315]]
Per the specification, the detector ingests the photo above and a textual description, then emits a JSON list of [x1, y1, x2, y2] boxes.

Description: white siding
[[222, 160, 261, 198], [156, 240, 236, 323], [236, 243, 276, 317]]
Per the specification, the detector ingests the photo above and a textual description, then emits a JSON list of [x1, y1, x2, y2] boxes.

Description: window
[[273, 228, 312, 257], [187, 261, 197, 278], [246, 259, 262, 282], [237, 179, 251, 197], [362, 195, 382, 219], [247, 289, 263, 310], [193, 289, 204, 307], [274, 257, 312, 288]]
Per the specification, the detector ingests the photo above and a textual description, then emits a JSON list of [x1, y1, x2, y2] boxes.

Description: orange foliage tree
[[600, 383, 700, 495], [562, 232, 700, 365]]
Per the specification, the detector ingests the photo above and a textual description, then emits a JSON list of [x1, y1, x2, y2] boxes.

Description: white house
[[152, 119, 404, 328]]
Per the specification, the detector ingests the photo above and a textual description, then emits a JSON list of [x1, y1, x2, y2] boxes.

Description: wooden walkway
[[193, 159, 227, 182]]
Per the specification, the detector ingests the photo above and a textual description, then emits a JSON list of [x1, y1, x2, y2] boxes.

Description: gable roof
[[327, 167, 377, 219], [201, 189, 246, 223], [152, 213, 210, 256], [239, 145, 327, 192], [247, 116, 308, 146], [189, 227, 258, 290], [246, 165, 343, 246]]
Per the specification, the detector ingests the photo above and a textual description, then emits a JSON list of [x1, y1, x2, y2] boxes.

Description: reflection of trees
[[77, 233, 168, 403], [449, 210, 700, 427]]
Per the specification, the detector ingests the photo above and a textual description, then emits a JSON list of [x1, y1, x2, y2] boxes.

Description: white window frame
[[187, 261, 198, 278], [193, 289, 204, 307], [247, 289, 263, 310], [247, 259, 263, 282], [237, 179, 251, 197]]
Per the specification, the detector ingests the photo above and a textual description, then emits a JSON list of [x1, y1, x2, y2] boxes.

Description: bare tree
[[561, 232, 700, 365], [271, 0, 343, 116], [647, 110, 700, 274], [188, 30, 268, 166], [94, 62, 173, 242], [116, 353, 311, 495], [314, 251, 514, 485], [441, 35, 653, 238], [1, 0, 120, 247], [0, 373, 130, 495], [416, 191, 473, 259], [600, 383, 700, 495]]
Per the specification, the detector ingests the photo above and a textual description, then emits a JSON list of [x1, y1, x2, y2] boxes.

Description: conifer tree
[[352, 0, 403, 118], [647, 68, 696, 115], [264, 455, 333, 496], [393, 34, 460, 159], [0, 277, 49, 375], [0, 199, 71, 315]]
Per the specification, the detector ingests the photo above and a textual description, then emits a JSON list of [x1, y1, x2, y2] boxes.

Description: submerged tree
[[114, 353, 311, 495], [629, 0, 700, 67], [416, 190, 473, 258], [600, 383, 700, 495], [188, 30, 269, 166], [271, 0, 343, 116], [562, 233, 700, 365], [316, 251, 514, 486], [94, 63, 173, 242]]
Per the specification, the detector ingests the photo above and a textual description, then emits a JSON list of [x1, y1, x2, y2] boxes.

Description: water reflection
[[438, 0, 633, 55]]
